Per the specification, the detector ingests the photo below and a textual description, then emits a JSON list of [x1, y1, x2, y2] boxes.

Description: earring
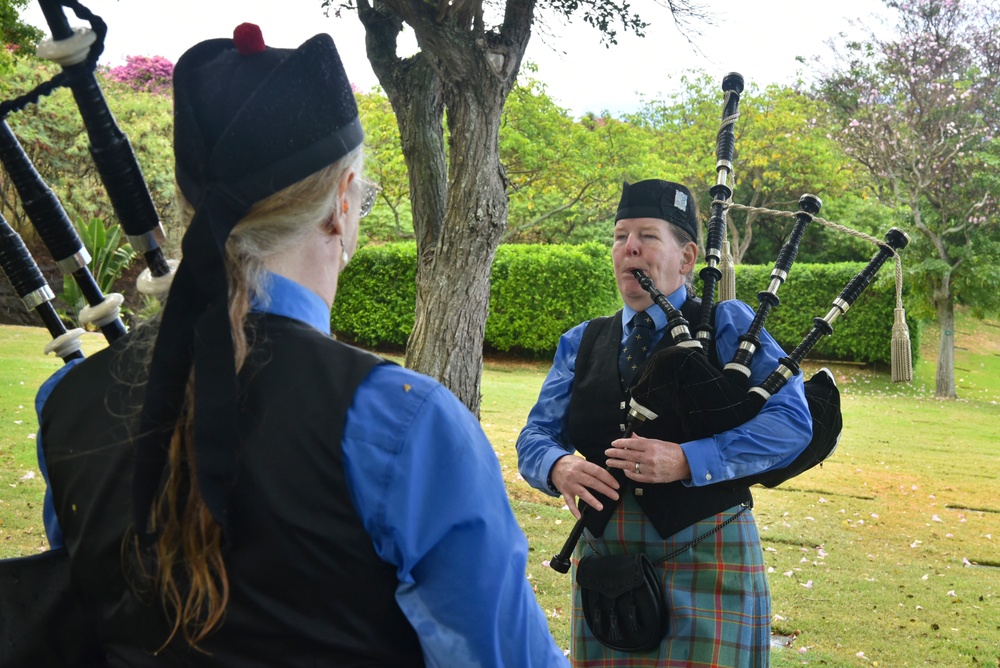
[[340, 238, 350, 265], [342, 200, 349, 214]]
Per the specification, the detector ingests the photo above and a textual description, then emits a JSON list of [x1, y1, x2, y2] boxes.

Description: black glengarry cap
[[133, 24, 363, 538], [615, 179, 698, 241]]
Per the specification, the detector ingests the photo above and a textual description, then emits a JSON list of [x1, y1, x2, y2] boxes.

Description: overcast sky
[[22, 0, 891, 117]]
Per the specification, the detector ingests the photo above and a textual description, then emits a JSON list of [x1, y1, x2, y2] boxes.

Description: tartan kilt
[[571, 495, 770, 668]]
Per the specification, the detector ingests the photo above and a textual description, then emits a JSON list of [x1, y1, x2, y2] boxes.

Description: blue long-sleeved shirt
[[516, 284, 813, 494], [38, 272, 568, 667]]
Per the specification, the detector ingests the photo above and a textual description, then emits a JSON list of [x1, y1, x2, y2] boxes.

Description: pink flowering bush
[[106, 55, 174, 96]]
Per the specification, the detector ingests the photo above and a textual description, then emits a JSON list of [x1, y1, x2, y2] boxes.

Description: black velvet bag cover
[[0, 548, 104, 667]]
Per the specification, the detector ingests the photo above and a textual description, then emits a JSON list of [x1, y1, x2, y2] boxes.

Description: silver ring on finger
[[635, 461, 641, 474]]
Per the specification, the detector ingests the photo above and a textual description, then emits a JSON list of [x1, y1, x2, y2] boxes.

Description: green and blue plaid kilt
[[571, 495, 770, 667]]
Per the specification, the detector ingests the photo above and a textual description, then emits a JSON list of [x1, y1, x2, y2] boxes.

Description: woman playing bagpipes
[[33, 23, 566, 666], [516, 179, 813, 666]]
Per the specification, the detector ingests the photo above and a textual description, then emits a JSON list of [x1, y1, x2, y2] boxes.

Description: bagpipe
[[1, 2, 176, 665], [0, 0, 175, 355], [549, 73, 912, 574]]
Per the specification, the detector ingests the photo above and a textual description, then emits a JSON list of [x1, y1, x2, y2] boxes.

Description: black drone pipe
[[0, 214, 84, 361], [0, 120, 127, 341], [36, 0, 172, 280], [723, 194, 822, 382], [694, 72, 744, 345], [753, 228, 910, 401]]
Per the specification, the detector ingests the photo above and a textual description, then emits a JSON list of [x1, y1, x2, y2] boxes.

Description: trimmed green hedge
[[331, 242, 417, 347], [332, 242, 920, 364], [331, 242, 620, 354], [487, 243, 621, 354]]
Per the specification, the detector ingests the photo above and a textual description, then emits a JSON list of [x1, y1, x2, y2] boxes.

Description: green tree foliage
[[500, 68, 648, 245], [818, 0, 1000, 398], [731, 84, 862, 264], [498, 69, 877, 267], [628, 74, 863, 264], [500, 71, 585, 243], [354, 88, 413, 243], [625, 73, 717, 191], [359, 67, 894, 268], [0, 0, 42, 58]]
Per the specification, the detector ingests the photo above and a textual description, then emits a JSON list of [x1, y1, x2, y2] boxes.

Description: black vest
[[41, 315, 425, 666], [566, 301, 751, 540]]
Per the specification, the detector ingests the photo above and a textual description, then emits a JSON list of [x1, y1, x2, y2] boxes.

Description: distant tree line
[[2, 0, 997, 400]]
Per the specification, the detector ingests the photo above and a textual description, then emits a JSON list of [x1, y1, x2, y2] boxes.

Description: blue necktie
[[619, 311, 655, 387]]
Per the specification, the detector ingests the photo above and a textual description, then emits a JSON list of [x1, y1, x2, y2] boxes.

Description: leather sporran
[[576, 552, 667, 652]]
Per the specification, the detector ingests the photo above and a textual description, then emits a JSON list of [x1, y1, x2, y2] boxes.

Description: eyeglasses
[[358, 179, 381, 218]]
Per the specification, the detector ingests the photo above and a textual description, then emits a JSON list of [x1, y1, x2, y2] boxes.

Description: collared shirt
[[516, 284, 813, 492], [38, 271, 567, 667]]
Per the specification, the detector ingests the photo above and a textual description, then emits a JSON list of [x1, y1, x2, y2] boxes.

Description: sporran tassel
[[628, 592, 641, 632], [609, 608, 622, 641]]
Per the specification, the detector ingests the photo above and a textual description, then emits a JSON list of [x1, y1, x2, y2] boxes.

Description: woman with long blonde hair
[[36, 23, 567, 666]]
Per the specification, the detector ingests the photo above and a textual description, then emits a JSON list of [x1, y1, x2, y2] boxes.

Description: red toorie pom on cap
[[233, 23, 266, 56]]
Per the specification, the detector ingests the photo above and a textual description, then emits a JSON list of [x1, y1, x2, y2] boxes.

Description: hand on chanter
[[605, 435, 692, 485], [549, 454, 620, 520]]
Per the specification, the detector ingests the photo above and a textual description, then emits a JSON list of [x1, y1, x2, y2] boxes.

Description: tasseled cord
[[719, 239, 737, 302], [891, 254, 913, 383]]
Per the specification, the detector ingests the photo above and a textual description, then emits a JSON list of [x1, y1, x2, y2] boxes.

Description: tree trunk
[[933, 280, 957, 399], [404, 80, 509, 414], [908, 201, 957, 399], [357, 0, 533, 415]]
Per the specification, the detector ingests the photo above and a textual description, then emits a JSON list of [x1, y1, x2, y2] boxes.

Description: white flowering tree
[[819, 0, 1000, 398]]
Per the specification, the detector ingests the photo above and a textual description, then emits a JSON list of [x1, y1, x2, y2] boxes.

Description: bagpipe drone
[[0, 0, 175, 355], [549, 72, 912, 574], [1, 2, 176, 665]]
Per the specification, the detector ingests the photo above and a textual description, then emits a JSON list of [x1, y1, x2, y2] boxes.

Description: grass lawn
[[2, 312, 998, 666], [482, 311, 1000, 666]]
